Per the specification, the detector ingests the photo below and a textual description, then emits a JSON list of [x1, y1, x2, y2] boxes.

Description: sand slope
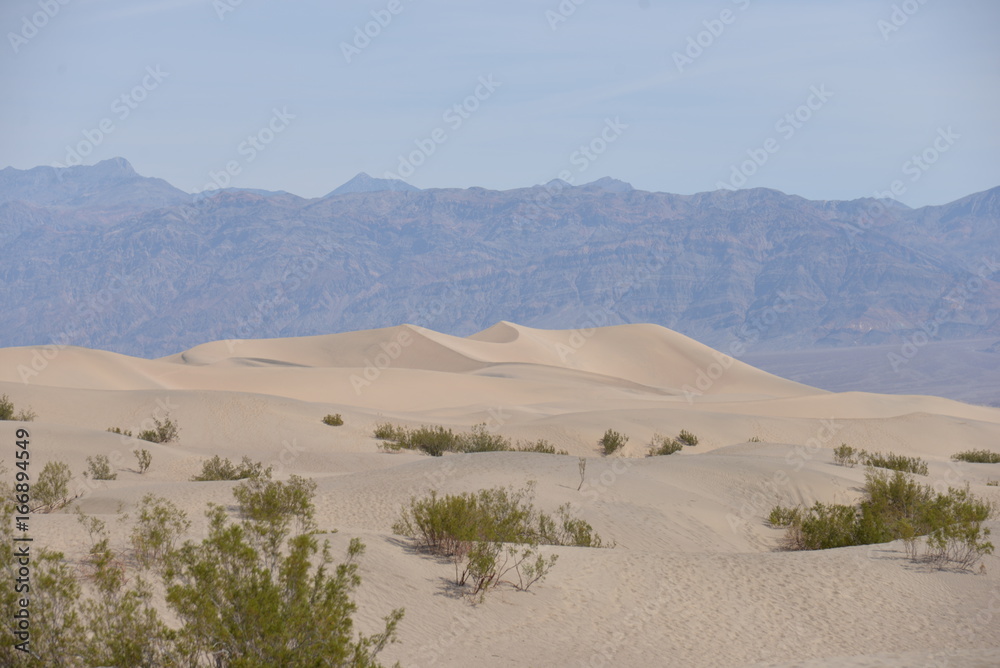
[[2, 322, 999, 667]]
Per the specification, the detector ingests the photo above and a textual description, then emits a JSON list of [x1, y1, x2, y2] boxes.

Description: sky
[[1, 0, 998, 207]]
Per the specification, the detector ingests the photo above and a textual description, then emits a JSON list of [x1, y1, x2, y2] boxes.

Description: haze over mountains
[[1, 158, 997, 400]]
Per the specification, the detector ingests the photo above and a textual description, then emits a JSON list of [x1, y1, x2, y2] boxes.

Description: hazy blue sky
[[2, 0, 998, 206]]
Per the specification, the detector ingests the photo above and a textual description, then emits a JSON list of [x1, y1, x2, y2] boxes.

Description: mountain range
[[1, 158, 997, 371]]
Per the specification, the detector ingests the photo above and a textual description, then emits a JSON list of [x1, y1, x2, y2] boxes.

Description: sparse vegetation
[[748, 436, 762, 443], [832, 444, 928, 475], [953, 450, 1000, 464], [393, 483, 608, 600], [0, 394, 36, 421], [677, 429, 699, 447], [107, 426, 133, 437], [599, 429, 628, 456], [32, 461, 75, 512], [130, 494, 190, 569], [374, 422, 568, 456], [85, 454, 117, 481], [987, 480, 999, 487], [133, 448, 152, 474], [647, 434, 683, 456], [138, 415, 180, 444], [770, 469, 995, 570], [322, 413, 345, 426], [190, 455, 272, 482]]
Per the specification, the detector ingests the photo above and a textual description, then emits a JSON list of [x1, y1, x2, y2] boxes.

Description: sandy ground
[[1, 321, 999, 667]]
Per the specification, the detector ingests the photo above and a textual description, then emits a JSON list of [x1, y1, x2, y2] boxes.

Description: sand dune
[[3, 322, 999, 666]]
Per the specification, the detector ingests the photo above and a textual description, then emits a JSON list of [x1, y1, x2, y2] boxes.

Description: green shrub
[[833, 443, 866, 468], [457, 424, 512, 453], [407, 425, 460, 456], [515, 439, 568, 455], [373, 422, 407, 441], [599, 429, 628, 456], [107, 426, 133, 437], [191, 455, 272, 482], [647, 434, 682, 456], [953, 450, 1000, 464], [85, 454, 117, 481], [133, 448, 152, 474], [748, 436, 762, 442], [393, 484, 608, 599], [138, 415, 179, 444], [988, 480, 999, 487], [677, 429, 699, 447], [322, 413, 344, 426], [32, 461, 74, 512], [130, 494, 190, 569], [864, 451, 928, 476], [773, 469, 995, 569], [0, 394, 36, 421]]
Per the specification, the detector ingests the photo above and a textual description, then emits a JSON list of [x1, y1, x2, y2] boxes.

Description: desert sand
[[1, 321, 998, 667]]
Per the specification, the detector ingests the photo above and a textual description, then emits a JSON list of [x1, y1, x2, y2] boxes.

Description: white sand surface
[[2, 322, 998, 667]]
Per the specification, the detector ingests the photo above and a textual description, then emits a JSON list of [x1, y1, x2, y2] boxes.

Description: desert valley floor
[[1, 322, 999, 667]]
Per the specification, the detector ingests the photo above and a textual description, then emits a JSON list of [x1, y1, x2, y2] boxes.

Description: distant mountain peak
[[88, 156, 137, 177], [580, 176, 634, 193], [325, 172, 420, 197]]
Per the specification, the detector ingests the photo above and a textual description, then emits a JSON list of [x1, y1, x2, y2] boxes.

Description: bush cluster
[[107, 426, 133, 437], [322, 413, 345, 426], [0, 478, 403, 667], [770, 469, 995, 569], [953, 450, 1000, 464], [832, 444, 928, 475], [85, 454, 117, 481], [393, 483, 609, 600], [374, 423, 568, 456], [647, 434, 682, 456], [191, 455, 272, 482], [598, 429, 628, 456], [0, 394, 36, 422], [138, 416, 179, 444]]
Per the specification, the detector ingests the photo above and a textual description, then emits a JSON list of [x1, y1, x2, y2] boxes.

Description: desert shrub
[[767, 506, 802, 528], [0, 395, 36, 422], [748, 436, 762, 442], [677, 429, 699, 447], [138, 415, 179, 444], [833, 443, 866, 468], [373, 422, 407, 441], [107, 426, 133, 437], [394, 484, 607, 599], [191, 455, 272, 482], [599, 429, 628, 456], [32, 461, 74, 512], [864, 451, 928, 476], [988, 480, 999, 487], [322, 413, 345, 426], [130, 494, 190, 570], [85, 454, 117, 481], [133, 448, 152, 474], [457, 424, 512, 453], [647, 434, 682, 457], [953, 450, 1000, 464], [232, 475, 318, 566], [515, 439, 567, 455], [168, 482, 402, 665], [773, 469, 995, 569]]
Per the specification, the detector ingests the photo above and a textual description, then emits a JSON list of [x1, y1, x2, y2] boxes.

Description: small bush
[[138, 415, 179, 444], [647, 434, 682, 457], [130, 494, 190, 569], [677, 430, 699, 447], [373, 422, 407, 441], [953, 450, 1000, 464], [773, 469, 995, 570], [394, 484, 608, 599], [0, 394, 36, 421], [191, 455, 272, 482], [33, 461, 74, 512], [515, 439, 568, 455], [322, 413, 344, 426], [457, 424, 512, 453], [748, 436, 762, 443], [133, 448, 152, 474], [864, 452, 928, 476], [599, 429, 628, 456], [987, 480, 998, 487], [833, 443, 865, 468], [408, 425, 461, 456], [107, 426, 133, 437], [85, 455, 117, 481]]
